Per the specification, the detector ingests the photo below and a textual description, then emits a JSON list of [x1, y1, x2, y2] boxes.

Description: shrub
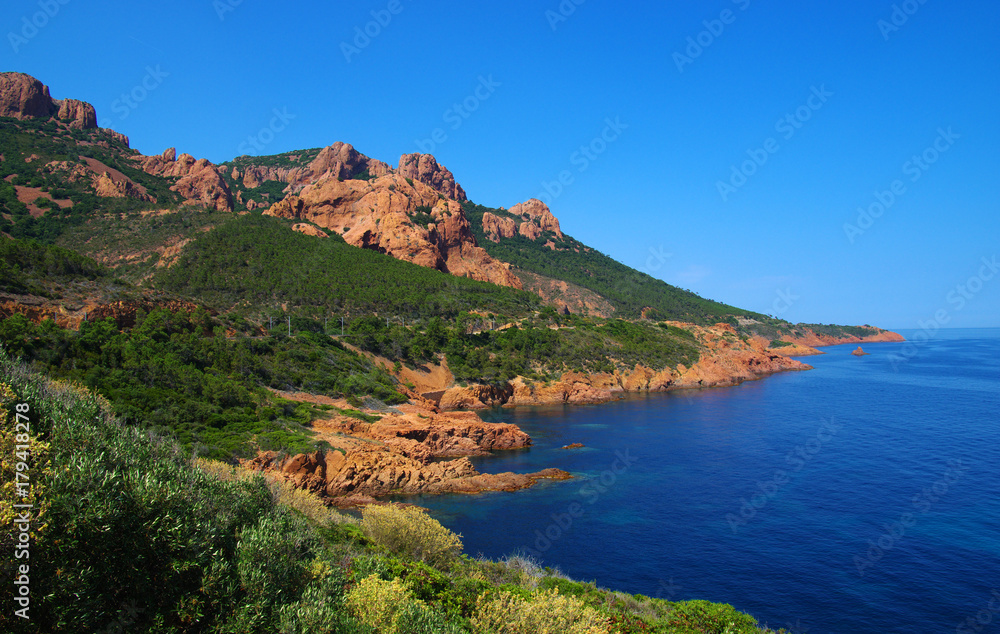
[[193, 456, 242, 481], [469, 554, 545, 588], [267, 474, 356, 527], [666, 599, 767, 633], [470, 588, 609, 634], [361, 504, 463, 568], [0, 381, 52, 538], [343, 573, 419, 633], [277, 568, 363, 634]]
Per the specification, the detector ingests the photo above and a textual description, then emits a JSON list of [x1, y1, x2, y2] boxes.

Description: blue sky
[[4, 0, 999, 328]]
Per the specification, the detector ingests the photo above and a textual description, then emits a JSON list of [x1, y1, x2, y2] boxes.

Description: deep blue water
[[398, 329, 1000, 633]]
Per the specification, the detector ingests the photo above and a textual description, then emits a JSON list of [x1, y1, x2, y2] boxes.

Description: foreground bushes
[[471, 588, 608, 634], [0, 349, 788, 633], [361, 503, 464, 568]]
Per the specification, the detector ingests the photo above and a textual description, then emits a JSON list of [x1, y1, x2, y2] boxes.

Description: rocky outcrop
[[309, 141, 391, 183], [852, 346, 869, 356], [0, 72, 53, 120], [92, 172, 154, 202], [328, 410, 531, 460], [482, 212, 518, 241], [0, 73, 98, 130], [481, 199, 564, 245], [84, 299, 204, 329], [136, 150, 233, 212], [782, 326, 905, 347], [55, 98, 97, 129], [100, 128, 130, 148], [432, 322, 813, 411], [45, 157, 153, 202], [291, 223, 328, 238], [265, 173, 520, 288], [172, 160, 233, 212], [438, 383, 515, 410], [229, 142, 393, 194], [397, 153, 466, 201], [762, 339, 822, 357], [0, 295, 202, 331], [243, 405, 566, 505], [246, 448, 569, 505], [509, 198, 563, 240]]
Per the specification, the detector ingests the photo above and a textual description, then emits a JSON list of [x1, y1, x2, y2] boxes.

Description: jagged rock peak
[[509, 198, 562, 239], [0, 72, 52, 120], [0, 72, 97, 129], [397, 153, 467, 202], [309, 141, 391, 182]]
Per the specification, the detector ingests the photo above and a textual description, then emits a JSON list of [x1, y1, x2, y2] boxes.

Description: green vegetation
[[729, 316, 888, 344], [55, 207, 225, 283], [344, 311, 700, 383], [225, 148, 324, 171], [237, 179, 288, 209], [799, 323, 883, 339], [769, 340, 793, 348], [0, 117, 182, 243], [411, 205, 435, 228], [462, 201, 760, 323], [0, 237, 105, 295], [0, 308, 403, 460], [153, 212, 541, 321], [0, 354, 789, 632]]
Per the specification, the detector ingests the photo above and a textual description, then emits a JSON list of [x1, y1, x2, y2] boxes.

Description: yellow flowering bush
[[361, 503, 463, 567], [471, 588, 609, 634]]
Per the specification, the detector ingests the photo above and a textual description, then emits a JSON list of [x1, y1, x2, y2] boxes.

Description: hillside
[[0, 72, 895, 340], [0, 69, 906, 633], [0, 72, 902, 486], [462, 200, 757, 323], [0, 354, 791, 633]]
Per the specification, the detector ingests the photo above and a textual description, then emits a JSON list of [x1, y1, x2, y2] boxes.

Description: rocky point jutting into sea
[[247, 321, 901, 506]]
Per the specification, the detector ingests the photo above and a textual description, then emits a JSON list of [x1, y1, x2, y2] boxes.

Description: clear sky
[[4, 0, 998, 328]]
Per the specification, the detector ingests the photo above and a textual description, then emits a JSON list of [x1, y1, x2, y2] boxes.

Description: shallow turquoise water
[[397, 328, 1000, 633]]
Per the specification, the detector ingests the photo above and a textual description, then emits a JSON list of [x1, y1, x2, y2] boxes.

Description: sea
[[397, 328, 1000, 633]]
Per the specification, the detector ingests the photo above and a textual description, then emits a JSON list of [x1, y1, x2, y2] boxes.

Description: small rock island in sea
[[852, 346, 870, 356]]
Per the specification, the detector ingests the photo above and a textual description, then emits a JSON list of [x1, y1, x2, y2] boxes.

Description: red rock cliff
[[265, 173, 520, 288]]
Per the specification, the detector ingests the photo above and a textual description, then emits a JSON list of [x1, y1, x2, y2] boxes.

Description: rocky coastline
[[247, 323, 903, 506]]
